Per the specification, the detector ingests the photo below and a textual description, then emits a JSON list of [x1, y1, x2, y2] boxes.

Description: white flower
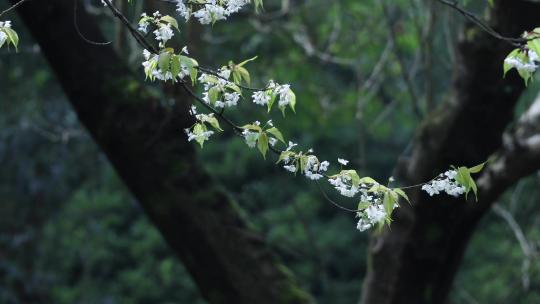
[[305, 171, 323, 180], [226, 0, 249, 14], [154, 23, 174, 43], [319, 161, 330, 172], [176, 0, 191, 21], [0, 21, 12, 28], [422, 184, 439, 196], [505, 56, 537, 73], [366, 205, 386, 223], [0, 31, 7, 46], [444, 170, 457, 179], [529, 50, 539, 62], [284, 165, 297, 173], [252, 91, 271, 106], [142, 49, 152, 60], [224, 92, 240, 107], [242, 130, 259, 148], [138, 20, 149, 33], [269, 137, 278, 147], [286, 141, 298, 151], [176, 0, 248, 24], [335, 185, 359, 197], [276, 84, 293, 107], [356, 218, 372, 232], [421, 170, 467, 198], [338, 158, 349, 166], [218, 67, 231, 79], [185, 129, 214, 142]]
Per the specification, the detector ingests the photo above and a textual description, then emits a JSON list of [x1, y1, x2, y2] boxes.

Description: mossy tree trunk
[[12, 1, 313, 303], [360, 1, 540, 303]]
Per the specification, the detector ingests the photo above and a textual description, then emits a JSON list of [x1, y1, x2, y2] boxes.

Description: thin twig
[[436, 0, 526, 47], [0, 0, 31, 18], [74, 0, 111, 46], [100, 1, 457, 213], [102, 0, 158, 53]]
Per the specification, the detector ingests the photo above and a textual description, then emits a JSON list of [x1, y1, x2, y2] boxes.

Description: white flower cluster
[[241, 120, 281, 149], [199, 68, 241, 108], [328, 173, 359, 198], [185, 128, 214, 143], [242, 121, 261, 148], [141, 48, 190, 81], [0, 21, 12, 46], [304, 155, 329, 180], [252, 90, 271, 105], [504, 50, 539, 74], [184, 106, 223, 145], [356, 204, 387, 232], [175, 0, 250, 24], [138, 12, 175, 47], [421, 170, 466, 197], [251, 80, 294, 108], [337, 158, 349, 166], [280, 147, 329, 181]]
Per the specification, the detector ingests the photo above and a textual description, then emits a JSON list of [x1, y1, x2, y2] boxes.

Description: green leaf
[[289, 89, 296, 113], [237, 56, 258, 67], [257, 132, 269, 159], [383, 192, 394, 218], [468, 162, 486, 174], [299, 155, 309, 172], [232, 70, 242, 85], [357, 201, 370, 211], [503, 49, 520, 77], [527, 39, 540, 60], [3, 28, 19, 50], [358, 177, 377, 184], [393, 188, 410, 204], [189, 67, 198, 85], [208, 87, 220, 106], [267, 91, 277, 113], [170, 55, 181, 79], [226, 83, 242, 94], [205, 116, 223, 132], [277, 151, 295, 164], [342, 170, 360, 187], [237, 66, 251, 85], [254, 0, 264, 13], [193, 123, 207, 148], [241, 124, 262, 132], [455, 166, 478, 201], [266, 127, 285, 143], [160, 15, 180, 31], [158, 52, 171, 74]]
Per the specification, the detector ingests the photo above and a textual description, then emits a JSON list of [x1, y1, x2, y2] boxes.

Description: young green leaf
[[160, 16, 180, 31], [393, 188, 410, 204], [257, 132, 269, 159], [266, 127, 285, 143], [241, 124, 262, 132]]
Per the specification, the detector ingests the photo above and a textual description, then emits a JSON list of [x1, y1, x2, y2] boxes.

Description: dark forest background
[[1, 0, 539, 303]]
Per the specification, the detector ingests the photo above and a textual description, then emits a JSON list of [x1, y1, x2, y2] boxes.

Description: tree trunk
[[361, 1, 540, 303], [12, 1, 313, 303]]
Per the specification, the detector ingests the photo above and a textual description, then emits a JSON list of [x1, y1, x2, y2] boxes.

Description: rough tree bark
[[361, 1, 540, 303], [12, 1, 313, 303]]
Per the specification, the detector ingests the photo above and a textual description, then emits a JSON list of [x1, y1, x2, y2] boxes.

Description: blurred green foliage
[[0, 0, 539, 303]]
